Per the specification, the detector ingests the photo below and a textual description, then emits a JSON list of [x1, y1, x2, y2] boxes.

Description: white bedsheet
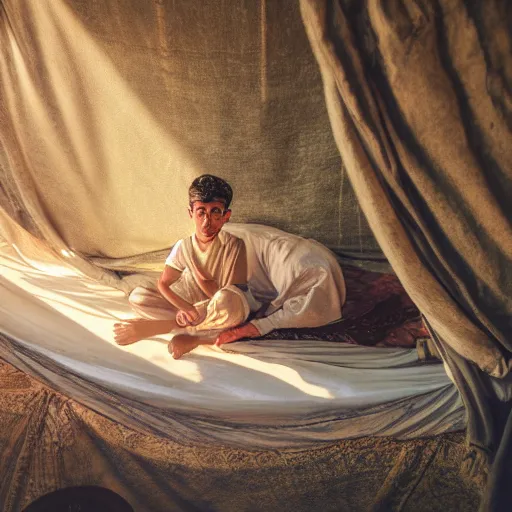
[[0, 239, 466, 448]]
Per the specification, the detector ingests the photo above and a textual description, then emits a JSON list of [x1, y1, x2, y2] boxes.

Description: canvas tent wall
[[0, 0, 380, 262], [299, 1, 512, 510]]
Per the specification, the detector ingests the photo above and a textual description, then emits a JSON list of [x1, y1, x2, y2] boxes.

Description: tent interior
[[1, 0, 511, 511]]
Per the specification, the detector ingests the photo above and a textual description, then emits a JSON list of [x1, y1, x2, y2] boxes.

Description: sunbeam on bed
[[3, 241, 336, 397]]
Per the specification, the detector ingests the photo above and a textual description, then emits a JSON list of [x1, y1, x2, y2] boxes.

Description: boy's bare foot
[[215, 322, 260, 346], [168, 334, 201, 359], [114, 319, 175, 346]]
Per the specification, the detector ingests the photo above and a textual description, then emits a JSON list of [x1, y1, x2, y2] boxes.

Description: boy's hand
[[176, 308, 200, 327], [215, 323, 260, 346]]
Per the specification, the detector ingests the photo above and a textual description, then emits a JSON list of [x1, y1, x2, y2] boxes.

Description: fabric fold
[[299, 1, 512, 508]]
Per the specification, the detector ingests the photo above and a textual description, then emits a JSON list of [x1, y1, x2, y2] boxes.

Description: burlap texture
[[0, 0, 379, 260], [300, 1, 511, 509]]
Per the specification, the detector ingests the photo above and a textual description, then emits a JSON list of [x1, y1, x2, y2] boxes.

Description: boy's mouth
[[201, 227, 217, 237]]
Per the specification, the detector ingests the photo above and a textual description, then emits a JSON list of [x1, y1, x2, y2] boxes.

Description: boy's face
[[188, 200, 231, 241]]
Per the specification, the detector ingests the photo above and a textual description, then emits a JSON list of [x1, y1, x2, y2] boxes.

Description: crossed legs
[[113, 318, 216, 359], [114, 286, 245, 359]]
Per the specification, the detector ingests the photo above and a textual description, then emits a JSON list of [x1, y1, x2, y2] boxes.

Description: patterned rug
[[260, 266, 428, 347]]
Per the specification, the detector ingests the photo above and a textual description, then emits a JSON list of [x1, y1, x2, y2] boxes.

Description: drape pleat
[[0, 0, 380, 267], [300, 0, 512, 509]]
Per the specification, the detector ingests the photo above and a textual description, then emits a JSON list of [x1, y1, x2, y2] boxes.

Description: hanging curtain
[[0, 0, 380, 280], [300, 0, 512, 509]]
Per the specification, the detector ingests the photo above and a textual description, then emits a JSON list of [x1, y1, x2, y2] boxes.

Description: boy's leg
[[115, 286, 250, 352], [168, 286, 250, 358], [114, 318, 180, 345], [114, 286, 179, 345], [128, 286, 177, 320]]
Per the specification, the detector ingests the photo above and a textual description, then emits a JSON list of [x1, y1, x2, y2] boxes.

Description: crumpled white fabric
[[0, 238, 465, 448], [224, 224, 346, 335]]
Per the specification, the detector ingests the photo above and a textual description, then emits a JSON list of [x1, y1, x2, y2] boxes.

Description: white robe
[[224, 224, 346, 335]]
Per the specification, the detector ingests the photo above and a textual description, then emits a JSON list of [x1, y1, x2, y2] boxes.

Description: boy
[[113, 174, 261, 358]]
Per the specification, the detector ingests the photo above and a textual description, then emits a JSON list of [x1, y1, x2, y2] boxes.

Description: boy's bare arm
[[227, 241, 248, 286], [157, 265, 196, 313]]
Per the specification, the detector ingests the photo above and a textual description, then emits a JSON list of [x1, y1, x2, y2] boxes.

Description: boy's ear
[[223, 209, 232, 223], [188, 207, 193, 219]]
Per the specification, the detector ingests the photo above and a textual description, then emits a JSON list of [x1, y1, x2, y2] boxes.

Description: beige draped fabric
[[1, 0, 510, 507], [0, 0, 379, 268], [299, 1, 512, 508], [300, 0, 512, 377]]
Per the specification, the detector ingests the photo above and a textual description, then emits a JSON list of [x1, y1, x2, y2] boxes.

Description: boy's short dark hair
[[189, 174, 233, 209]]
